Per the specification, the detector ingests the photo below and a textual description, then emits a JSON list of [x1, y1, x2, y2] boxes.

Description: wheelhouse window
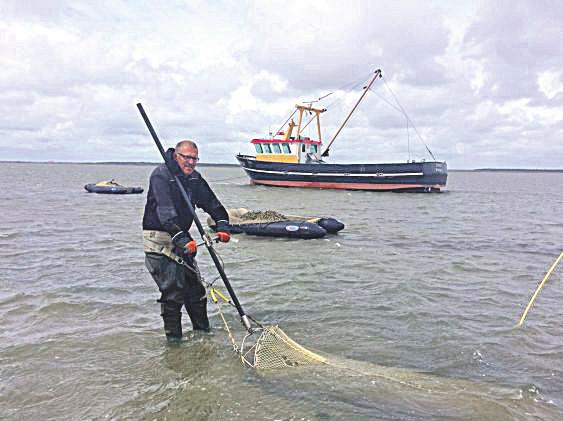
[[263, 143, 272, 153], [254, 144, 263, 153], [310, 144, 318, 153], [272, 143, 281, 153], [282, 143, 291, 153]]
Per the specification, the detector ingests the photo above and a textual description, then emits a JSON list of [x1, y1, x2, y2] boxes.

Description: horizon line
[[1, 160, 562, 172]]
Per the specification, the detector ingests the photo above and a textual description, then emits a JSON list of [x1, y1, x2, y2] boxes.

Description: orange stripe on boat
[[250, 179, 443, 191]]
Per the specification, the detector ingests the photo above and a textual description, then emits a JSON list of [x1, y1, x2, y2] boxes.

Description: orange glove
[[216, 232, 231, 243], [186, 239, 197, 255]]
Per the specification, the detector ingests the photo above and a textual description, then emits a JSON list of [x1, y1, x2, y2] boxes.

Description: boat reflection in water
[[237, 69, 447, 192]]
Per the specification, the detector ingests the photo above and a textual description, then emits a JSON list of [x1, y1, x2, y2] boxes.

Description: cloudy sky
[[1, 0, 562, 169]]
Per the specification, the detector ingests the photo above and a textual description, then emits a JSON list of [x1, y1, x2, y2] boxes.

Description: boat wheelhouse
[[251, 104, 325, 164]]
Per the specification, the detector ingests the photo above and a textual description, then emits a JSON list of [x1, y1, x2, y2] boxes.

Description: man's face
[[175, 146, 199, 175]]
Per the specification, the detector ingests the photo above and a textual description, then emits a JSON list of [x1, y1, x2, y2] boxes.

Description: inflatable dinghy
[[208, 208, 344, 239], [84, 179, 143, 194]]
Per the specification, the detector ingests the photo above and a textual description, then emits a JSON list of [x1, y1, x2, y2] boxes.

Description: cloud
[[0, 0, 561, 168], [462, 1, 563, 101]]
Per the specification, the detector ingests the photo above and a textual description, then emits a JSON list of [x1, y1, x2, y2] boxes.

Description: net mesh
[[209, 288, 532, 415], [239, 326, 524, 400], [242, 325, 327, 369]]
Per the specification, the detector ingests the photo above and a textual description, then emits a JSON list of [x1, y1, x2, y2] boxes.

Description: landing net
[[209, 288, 326, 369], [240, 325, 327, 369], [208, 286, 528, 405]]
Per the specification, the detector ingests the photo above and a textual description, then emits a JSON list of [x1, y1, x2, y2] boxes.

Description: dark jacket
[[142, 148, 229, 238]]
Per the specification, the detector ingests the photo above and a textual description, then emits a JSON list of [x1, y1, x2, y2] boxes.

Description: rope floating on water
[[516, 250, 563, 328]]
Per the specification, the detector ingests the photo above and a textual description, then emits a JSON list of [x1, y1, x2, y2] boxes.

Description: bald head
[[174, 140, 199, 175], [176, 140, 198, 151]]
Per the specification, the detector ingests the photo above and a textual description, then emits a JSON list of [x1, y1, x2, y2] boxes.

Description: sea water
[[0, 162, 562, 420]]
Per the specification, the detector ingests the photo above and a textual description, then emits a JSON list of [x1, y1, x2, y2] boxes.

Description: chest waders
[[143, 230, 209, 340]]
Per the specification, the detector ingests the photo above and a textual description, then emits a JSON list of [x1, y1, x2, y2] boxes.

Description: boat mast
[[283, 120, 296, 140], [294, 104, 326, 141], [321, 69, 382, 157]]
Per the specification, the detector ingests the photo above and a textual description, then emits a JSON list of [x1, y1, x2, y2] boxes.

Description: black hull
[[84, 184, 144, 194], [210, 218, 344, 239], [238, 221, 327, 239], [212, 220, 328, 239], [236, 155, 447, 192]]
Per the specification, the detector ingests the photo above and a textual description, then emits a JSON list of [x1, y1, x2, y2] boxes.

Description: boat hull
[[232, 221, 327, 239], [236, 155, 447, 192], [208, 209, 345, 239], [84, 184, 144, 194]]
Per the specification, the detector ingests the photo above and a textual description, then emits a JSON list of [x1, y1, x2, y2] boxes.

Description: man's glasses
[[176, 152, 199, 162]]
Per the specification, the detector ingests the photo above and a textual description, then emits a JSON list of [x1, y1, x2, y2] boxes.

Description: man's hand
[[186, 239, 197, 255], [216, 232, 231, 243], [172, 231, 197, 257], [214, 220, 231, 243]]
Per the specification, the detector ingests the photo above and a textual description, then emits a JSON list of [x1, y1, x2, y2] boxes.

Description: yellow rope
[[516, 250, 563, 327], [210, 288, 242, 356]]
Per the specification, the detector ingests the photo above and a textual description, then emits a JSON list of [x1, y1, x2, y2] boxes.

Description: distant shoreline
[[449, 168, 563, 173], [0, 161, 240, 167], [1, 161, 562, 172]]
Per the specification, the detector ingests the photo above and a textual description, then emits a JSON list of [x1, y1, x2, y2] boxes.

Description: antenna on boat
[[321, 69, 382, 157]]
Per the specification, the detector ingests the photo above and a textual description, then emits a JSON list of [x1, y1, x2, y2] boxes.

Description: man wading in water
[[142, 140, 231, 341]]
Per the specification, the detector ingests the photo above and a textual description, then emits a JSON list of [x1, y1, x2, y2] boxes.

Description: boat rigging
[[321, 68, 382, 157]]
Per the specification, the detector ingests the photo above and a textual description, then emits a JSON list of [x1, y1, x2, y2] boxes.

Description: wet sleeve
[[195, 178, 229, 225], [151, 168, 183, 235]]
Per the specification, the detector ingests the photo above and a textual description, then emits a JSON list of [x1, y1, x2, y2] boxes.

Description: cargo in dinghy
[[84, 179, 144, 194], [208, 208, 345, 239]]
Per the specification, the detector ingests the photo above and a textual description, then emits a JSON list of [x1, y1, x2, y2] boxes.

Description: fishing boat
[[236, 69, 447, 192], [84, 179, 143, 194]]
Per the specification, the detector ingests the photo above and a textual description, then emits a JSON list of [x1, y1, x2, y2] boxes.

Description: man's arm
[[195, 178, 229, 229], [151, 167, 183, 236]]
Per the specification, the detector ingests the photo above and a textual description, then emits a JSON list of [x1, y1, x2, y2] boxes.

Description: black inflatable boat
[[229, 220, 327, 239], [84, 180, 143, 194], [209, 209, 345, 239]]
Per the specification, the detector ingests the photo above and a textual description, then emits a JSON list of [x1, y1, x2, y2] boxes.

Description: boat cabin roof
[[251, 138, 321, 145]]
